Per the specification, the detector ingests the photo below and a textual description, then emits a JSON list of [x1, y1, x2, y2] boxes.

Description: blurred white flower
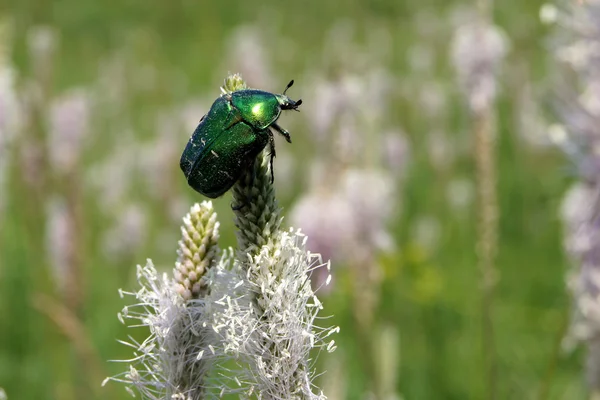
[[138, 113, 180, 199], [540, 3, 559, 25], [0, 20, 19, 218], [0, 37, 19, 143], [418, 80, 447, 119], [427, 130, 456, 170], [451, 20, 509, 113], [178, 99, 211, 133], [86, 130, 138, 212], [548, 123, 569, 147], [446, 177, 475, 212], [95, 53, 129, 117], [382, 131, 410, 175], [342, 169, 397, 250], [27, 26, 57, 64], [562, 183, 600, 346], [407, 44, 435, 74], [26, 26, 57, 87], [580, 80, 600, 117], [226, 25, 273, 89], [516, 80, 553, 148], [305, 77, 342, 139], [412, 215, 442, 252], [102, 204, 147, 260]]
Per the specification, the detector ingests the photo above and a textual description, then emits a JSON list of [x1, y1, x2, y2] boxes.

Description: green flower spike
[[174, 201, 221, 300]]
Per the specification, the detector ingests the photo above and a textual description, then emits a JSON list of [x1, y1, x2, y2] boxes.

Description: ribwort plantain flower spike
[[240, 229, 335, 399], [107, 201, 224, 399], [223, 74, 336, 398], [232, 150, 283, 256], [174, 201, 221, 300]]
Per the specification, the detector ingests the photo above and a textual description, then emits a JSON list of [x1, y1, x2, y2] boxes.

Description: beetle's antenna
[[283, 80, 294, 95]]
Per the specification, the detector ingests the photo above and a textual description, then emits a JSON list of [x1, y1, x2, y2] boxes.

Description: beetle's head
[[277, 80, 302, 111]]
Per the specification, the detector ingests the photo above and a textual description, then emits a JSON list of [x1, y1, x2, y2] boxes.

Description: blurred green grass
[[0, 0, 586, 399]]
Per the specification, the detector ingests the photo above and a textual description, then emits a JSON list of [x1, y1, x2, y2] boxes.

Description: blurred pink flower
[[291, 189, 359, 266], [451, 20, 508, 113], [85, 130, 140, 213], [550, 0, 600, 390], [226, 26, 273, 89], [382, 131, 410, 175], [138, 112, 181, 199], [26, 26, 57, 90], [102, 203, 147, 260], [48, 89, 92, 174], [290, 168, 396, 288], [45, 197, 74, 295], [0, 35, 20, 218]]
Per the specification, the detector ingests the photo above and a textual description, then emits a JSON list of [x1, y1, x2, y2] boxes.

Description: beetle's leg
[[268, 132, 276, 184], [271, 123, 292, 143]]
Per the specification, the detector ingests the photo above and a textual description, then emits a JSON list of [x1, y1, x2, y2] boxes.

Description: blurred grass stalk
[[452, 0, 505, 398], [17, 25, 105, 398]]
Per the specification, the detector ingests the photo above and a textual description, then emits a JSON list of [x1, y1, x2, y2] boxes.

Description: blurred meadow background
[[1, 0, 598, 398]]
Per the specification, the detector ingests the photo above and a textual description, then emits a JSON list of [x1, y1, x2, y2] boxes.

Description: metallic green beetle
[[180, 80, 302, 198]]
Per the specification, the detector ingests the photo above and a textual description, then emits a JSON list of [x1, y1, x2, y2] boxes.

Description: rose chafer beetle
[[180, 80, 302, 198]]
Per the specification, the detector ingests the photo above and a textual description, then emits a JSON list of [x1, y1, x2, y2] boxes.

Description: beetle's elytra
[[180, 80, 301, 198]]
